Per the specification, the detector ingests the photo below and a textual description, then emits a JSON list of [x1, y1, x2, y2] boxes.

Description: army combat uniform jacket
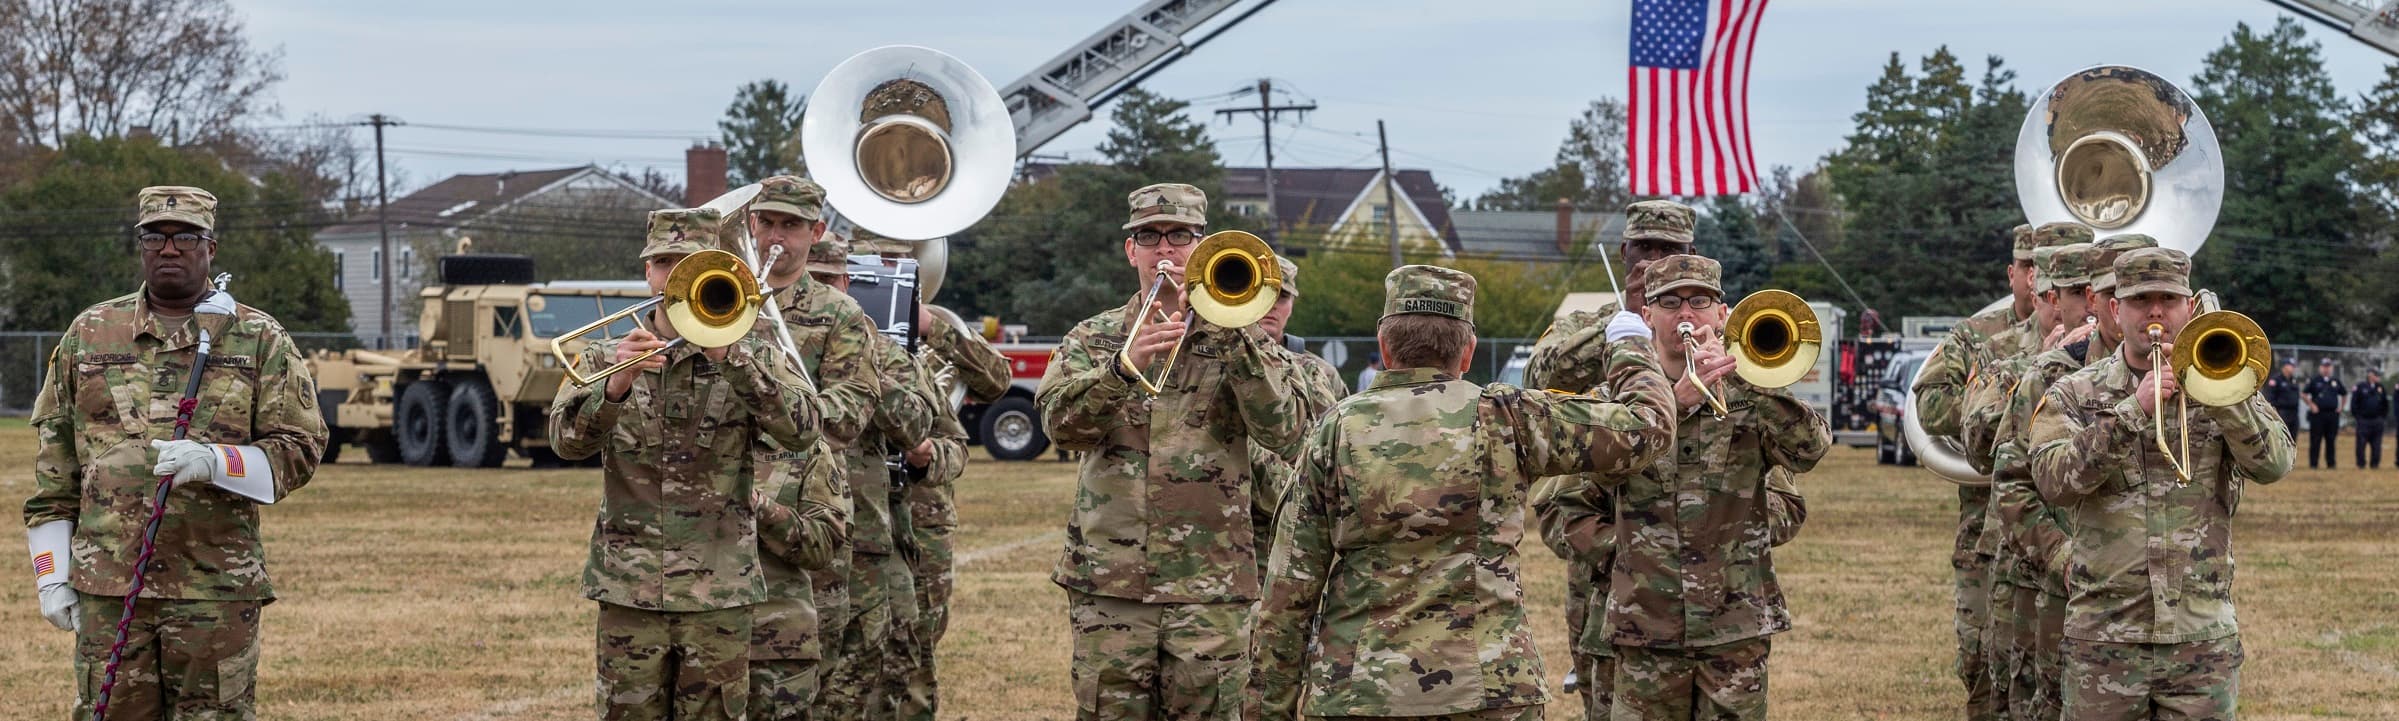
[[549, 335, 819, 611], [774, 277, 884, 447], [1990, 343, 2093, 597], [1916, 306, 2032, 565], [1588, 377, 1826, 649], [1037, 292, 1305, 605], [25, 291, 329, 601], [2029, 353, 2293, 644], [922, 303, 1013, 404], [1252, 336, 1677, 718]]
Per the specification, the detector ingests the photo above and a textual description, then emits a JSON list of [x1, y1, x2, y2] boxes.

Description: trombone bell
[[1185, 231, 1283, 328], [1725, 290, 1821, 389], [548, 249, 766, 387], [2172, 310, 2269, 407], [1117, 231, 1285, 394]]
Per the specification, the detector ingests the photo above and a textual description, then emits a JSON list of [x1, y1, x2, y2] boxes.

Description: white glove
[[28, 520, 75, 631], [1605, 310, 1653, 343], [39, 583, 76, 632], [151, 439, 217, 487]]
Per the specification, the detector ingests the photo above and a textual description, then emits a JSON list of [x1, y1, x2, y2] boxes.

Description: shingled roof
[[318, 166, 607, 236], [1222, 167, 1459, 250]]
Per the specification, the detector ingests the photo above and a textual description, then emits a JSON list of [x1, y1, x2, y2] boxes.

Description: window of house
[[401, 248, 414, 280], [333, 250, 345, 290], [372, 249, 383, 282]]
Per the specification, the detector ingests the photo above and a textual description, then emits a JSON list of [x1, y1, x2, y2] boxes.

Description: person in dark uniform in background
[[2265, 359, 2301, 434], [2352, 368, 2389, 470], [2306, 358, 2345, 469]]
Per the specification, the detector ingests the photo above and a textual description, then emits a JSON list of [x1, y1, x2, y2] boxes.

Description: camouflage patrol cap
[[2088, 233, 2159, 290], [1277, 256, 1301, 298], [2112, 247, 2193, 298], [848, 225, 912, 255], [1623, 200, 1696, 244], [1643, 254, 1723, 298], [1124, 183, 1207, 230], [137, 186, 218, 231], [642, 208, 726, 259], [1381, 264, 1475, 325], [2046, 243, 2097, 291], [2031, 246, 2065, 293], [752, 175, 825, 220], [806, 233, 852, 276], [2014, 221, 2091, 261], [2007, 223, 2034, 259]]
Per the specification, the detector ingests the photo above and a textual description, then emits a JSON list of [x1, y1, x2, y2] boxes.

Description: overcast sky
[[239, 0, 2398, 200]]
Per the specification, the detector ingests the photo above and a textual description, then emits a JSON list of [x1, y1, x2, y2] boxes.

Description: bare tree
[[0, 0, 283, 146]]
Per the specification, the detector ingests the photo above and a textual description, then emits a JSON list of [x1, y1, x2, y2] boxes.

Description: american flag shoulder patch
[[219, 444, 247, 478], [33, 551, 56, 578]]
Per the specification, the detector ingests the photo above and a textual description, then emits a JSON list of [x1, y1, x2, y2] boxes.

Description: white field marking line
[[956, 530, 1062, 567]]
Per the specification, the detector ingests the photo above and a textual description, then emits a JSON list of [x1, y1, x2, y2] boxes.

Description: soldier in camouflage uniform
[[744, 176, 887, 711], [852, 226, 1001, 721], [1959, 226, 2094, 720], [804, 235, 940, 721], [1971, 239, 2097, 721], [750, 439, 852, 720], [1260, 256, 1348, 429], [22, 186, 329, 719], [1038, 182, 1305, 721], [1554, 257, 1826, 721], [1988, 235, 2156, 721], [1523, 200, 1698, 720], [2030, 247, 2293, 721], [1913, 221, 2046, 721], [1251, 264, 1676, 721], [548, 207, 821, 720], [2034, 247, 2293, 718]]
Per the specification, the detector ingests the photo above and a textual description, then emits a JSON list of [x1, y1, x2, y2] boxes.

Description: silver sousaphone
[[1902, 65, 2224, 486], [801, 45, 1015, 306]]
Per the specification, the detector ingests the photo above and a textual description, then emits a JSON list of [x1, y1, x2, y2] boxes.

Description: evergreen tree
[[2190, 18, 2359, 345], [718, 79, 806, 185]]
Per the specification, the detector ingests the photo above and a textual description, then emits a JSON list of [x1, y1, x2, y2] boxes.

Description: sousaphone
[[800, 45, 1015, 305], [1903, 65, 2224, 486]]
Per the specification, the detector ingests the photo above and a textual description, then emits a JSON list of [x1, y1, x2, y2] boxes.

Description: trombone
[[547, 249, 771, 387], [1118, 231, 1283, 394], [1677, 289, 1822, 419], [2151, 300, 2270, 483]]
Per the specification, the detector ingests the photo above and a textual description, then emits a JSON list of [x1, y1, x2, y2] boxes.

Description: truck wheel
[[979, 395, 1049, 462], [396, 380, 451, 467], [322, 428, 351, 464], [365, 431, 402, 464], [445, 379, 509, 468]]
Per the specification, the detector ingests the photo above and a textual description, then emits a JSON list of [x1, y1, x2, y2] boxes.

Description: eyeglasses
[[1131, 228, 1199, 247], [137, 232, 211, 252], [1649, 294, 1719, 311]]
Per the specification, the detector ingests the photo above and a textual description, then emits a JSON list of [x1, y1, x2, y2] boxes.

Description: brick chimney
[[685, 143, 728, 207], [1555, 197, 1574, 254]]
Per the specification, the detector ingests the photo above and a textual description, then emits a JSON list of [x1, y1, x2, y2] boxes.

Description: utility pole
[[363, 114, 402, 349], [1378, 120, 1399, 269], [1215, 79, 1316, 248]]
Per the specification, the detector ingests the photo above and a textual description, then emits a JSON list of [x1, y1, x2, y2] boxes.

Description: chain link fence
[[0, 331, 363, 413]]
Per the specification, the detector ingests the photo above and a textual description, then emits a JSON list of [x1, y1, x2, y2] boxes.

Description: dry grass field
[[3, 422, 2396, 720]]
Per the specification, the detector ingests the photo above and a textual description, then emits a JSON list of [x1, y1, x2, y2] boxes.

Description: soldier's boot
[[76, 594, 263, 721]]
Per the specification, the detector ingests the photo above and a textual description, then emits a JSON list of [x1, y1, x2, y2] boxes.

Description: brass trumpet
[[1117, 231, 1283, 394], [548, 249, 768, 387]]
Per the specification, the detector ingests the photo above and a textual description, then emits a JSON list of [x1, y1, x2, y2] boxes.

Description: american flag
[[1628, 0, 1769, 196]]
